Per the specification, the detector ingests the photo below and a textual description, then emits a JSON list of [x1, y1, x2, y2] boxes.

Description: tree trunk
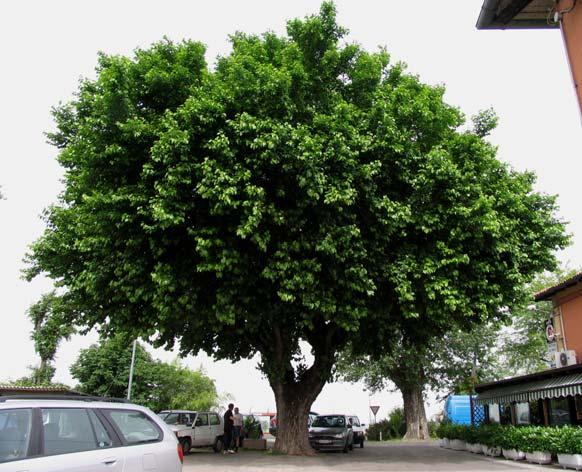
[[401, 383, 429, 440], [264, 324, 338, 455], [272, 382, 319, 455]]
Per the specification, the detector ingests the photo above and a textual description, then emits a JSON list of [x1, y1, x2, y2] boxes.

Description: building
[[477, 0, 582, 118], [475, 272, 582, 426]]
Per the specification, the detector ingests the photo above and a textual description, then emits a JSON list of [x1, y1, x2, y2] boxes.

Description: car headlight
[[333, 433, 344, 439]]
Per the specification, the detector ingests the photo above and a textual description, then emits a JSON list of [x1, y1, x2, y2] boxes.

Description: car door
[[193, 413, 210, 446], [105, 408, 169, 471], [208, 413, 222, 442], [14, 407, 124, 472]]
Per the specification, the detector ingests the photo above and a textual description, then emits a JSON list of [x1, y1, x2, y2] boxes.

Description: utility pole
[[127, 339, 137, 400]]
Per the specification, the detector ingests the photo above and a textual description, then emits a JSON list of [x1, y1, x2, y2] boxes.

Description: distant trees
[[70, 335, 220, 412], [338, 268, 577, 439]]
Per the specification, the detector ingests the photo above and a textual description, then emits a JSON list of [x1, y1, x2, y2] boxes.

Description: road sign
[[370, 405, 380, 416]]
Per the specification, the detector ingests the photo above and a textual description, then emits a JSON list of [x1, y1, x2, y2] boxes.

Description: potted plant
[[557, 426, 582, 470], [449, 425, 468, 451], [436, 422, 451, 448], [241, 416, 267, 450], [465, 426, 482, 454], [500, 426, 526, 461], [522, 426, 557, 465], [481, 425, 503, 457]]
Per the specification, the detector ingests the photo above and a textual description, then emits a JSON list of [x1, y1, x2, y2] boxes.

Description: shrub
[[367, 408, 407, 440], [555, 426, 582, 455]]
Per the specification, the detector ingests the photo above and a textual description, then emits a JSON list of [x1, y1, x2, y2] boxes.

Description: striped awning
[[475, 374, 582, 405]]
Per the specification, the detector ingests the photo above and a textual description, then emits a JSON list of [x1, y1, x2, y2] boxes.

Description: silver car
[[308, 414, 354, 452], [0, 395, 182, 472]]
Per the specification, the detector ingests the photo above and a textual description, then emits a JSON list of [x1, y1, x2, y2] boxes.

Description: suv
[[158, 410, 223, 453], [347, 415, 366, 448], [0, 395, 182, 472]]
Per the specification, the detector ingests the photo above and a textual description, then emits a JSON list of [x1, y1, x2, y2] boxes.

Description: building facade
[[475, 272, 582, 426]]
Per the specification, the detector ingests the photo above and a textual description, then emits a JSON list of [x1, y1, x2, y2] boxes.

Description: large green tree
[[70, 335, 219, 412], [25, 3, 567, 454]]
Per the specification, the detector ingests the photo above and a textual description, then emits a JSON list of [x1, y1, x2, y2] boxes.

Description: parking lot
[[183, 440, 557, 471]]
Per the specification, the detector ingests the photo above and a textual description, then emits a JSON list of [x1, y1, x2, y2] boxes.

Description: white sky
[[0, 0, 580, 424]]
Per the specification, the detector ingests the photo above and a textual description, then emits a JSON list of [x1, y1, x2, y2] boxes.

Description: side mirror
[[361, 423, 366, 427], [347, 424, 352, 428]]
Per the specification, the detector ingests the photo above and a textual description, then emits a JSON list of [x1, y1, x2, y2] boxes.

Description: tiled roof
[[0, 385, 73, 393], [534, 271, 582, 301]]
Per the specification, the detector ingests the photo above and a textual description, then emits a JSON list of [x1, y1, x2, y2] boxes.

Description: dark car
[[308, 414, 354, 452], [269, 411, 318, 437]]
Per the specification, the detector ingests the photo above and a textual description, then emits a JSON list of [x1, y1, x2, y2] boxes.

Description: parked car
[[158, 409, 224, 453], [0, 394, 182, 472], [308, 414, 354, 452], [347, 415, 366, 448], [269, 411, 318, 437]]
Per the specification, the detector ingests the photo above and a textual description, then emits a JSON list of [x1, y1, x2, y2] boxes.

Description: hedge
[[436, 423, 582, 454]]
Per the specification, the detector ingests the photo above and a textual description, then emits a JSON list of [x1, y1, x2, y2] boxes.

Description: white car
[[158, 410, 224, 453], [0, 395, 182, 472]]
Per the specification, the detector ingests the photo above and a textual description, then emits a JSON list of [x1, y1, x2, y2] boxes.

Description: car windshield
[[311, 415, 345, 428], [160, 412, 179, 425]]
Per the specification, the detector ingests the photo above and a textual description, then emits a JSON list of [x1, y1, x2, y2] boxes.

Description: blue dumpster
[[444, 395, 483, 425]]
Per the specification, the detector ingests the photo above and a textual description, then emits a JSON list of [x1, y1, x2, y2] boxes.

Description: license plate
[[317, 439, 332, 444]]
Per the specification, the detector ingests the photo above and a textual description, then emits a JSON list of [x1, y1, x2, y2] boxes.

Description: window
[[487, 404, 500, 423], [87, 410, 113, 448], [162, 413, 179, 425], [499, 404, 512, 425], [311, 415, 345, 428], [108, 410, 161, 444], [550, 398, 572, 425], [349, 416, 360, 426], [0, 408, 32, 463], [195, 414, 209, 426], [529, 400, 544, 425], [514, 403, 530, 425], [42, 408, 100, 455], [575, 396, 582, 423], [209, 414, 220, 426]]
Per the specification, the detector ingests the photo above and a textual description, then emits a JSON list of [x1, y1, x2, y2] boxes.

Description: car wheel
[[343, 440, 349, 453], [213, 436, 224, 453], [360, 438, 364, 448], [180, 438, 192, 455], [349, 439, 354, 451]]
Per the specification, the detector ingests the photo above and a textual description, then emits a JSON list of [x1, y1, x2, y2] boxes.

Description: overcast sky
[[0, 0, 580, 424]]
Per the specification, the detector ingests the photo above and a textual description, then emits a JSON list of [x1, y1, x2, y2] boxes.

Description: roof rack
[[0, 394, 131, 404]]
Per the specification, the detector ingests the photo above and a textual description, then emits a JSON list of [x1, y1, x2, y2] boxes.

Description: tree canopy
[[70, 335, 219, 412], [25, 2, 568, 454]]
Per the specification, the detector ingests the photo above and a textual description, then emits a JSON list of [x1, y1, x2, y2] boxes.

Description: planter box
[[526, 451, 552, 464], [467, 443, 483, 454], [503, 449, 525, 461], [242, 439, 267, 450], [439, 439, 450, 448], [485, 446, 502, 457], [558, 454, 582, 470], [450, 439, 466, 451]]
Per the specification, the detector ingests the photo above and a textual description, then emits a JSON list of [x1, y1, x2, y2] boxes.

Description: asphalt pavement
[[182, 440, 563, 471]]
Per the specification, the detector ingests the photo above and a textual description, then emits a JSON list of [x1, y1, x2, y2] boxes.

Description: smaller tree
[[26, 292, 75, 384], [70, 335, 220, 412]]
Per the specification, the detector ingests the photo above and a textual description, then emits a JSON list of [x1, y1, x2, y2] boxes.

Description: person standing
[[232, 407, 244, 452], [223, 403, 235, 454]]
